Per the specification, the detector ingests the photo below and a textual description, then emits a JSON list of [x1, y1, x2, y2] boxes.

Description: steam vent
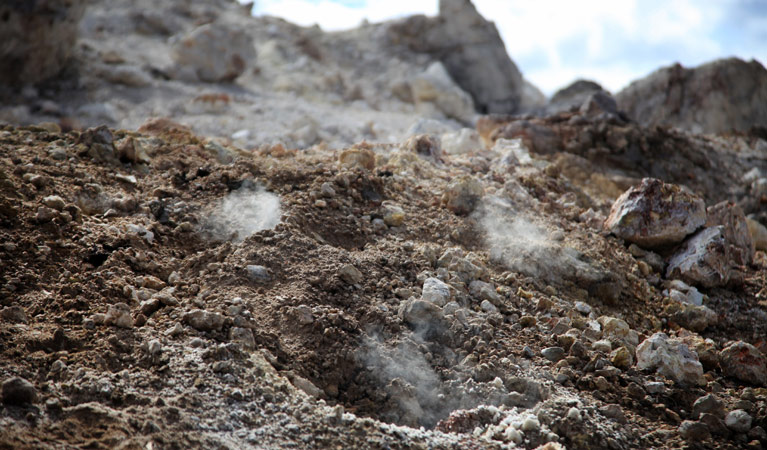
[[1, 0, 767, 449]]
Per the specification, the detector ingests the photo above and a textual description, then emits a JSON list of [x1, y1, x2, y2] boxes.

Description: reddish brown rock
[[719, 341, 767, 386], [706, 201, 754, 265], [604, 178, 706, 249], [666, 226, 731, 288]]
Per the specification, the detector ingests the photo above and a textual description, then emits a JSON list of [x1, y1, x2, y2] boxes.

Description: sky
[[248, 0, 767, 96]]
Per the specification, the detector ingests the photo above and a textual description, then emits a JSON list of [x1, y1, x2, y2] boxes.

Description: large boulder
[[388, 0, 526, 114], [616, 58, 767, 134], [604, 178, 706, 249], [0, 0, 86, 85], [171, 23, 256, 82]]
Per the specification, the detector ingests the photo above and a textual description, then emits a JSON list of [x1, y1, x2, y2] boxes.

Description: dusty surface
[[2, 1, 767, 450]]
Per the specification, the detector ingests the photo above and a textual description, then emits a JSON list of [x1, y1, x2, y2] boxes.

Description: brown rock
[[666, 226, 731, 288], [719, 341, 767, 386], [604, 178, 706, 249], [706, 201, 754, 265]]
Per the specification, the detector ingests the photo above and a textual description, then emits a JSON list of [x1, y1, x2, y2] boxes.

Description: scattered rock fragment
[[636, 332, 704, 385], [442, 176, 483, 215], [184, 309, 225, 332], [105, 303, 133, 329], [604, 178, 706, 249], [692, 394, 725, 419], [725, 409, 752, 433], [666, 227, 731, 288], [705, 201, 754, 265], [719, 341, 767, 386], [246, 265, 271, 283], [339, 147, 375, 171], [679, 420, 711, 442], [421, 277, 450, 306]]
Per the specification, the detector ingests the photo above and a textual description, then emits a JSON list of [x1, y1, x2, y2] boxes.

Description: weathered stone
[[541, 347, 566, 362], [636, 332, 704, 385], [669, 303, 718, 332], [441, 128, 482, 155], [610, 346, 633, 370], [183, 309, 225, 332], [1, 377, 37, 405], [699, 413, 730, 436], [746, 218, 767, 252], [339, 147, 375, 171], [442, 176, 483, 215], [338, 264, 363, 284], [679, 420, 711, 442], [616, 58, 767, 134], [382, 204, 405, 227], [604, 178, 706, 249], [229, 327, 255, 350], [666, 227, 731, 288], [719, 341, 767, 386], [0, 306, 28, 324], [0, 0, 86, 85], [468, 280, 500, 305], [401, 298, 444, 330], [692, 394, 725, 419], [105, 303, 133, 329], [421, 277, 451, 306], [403, 134, 442, 162], [725, 409, 752, 433], [706, 201, 754, 265], [171, 23, 255, 82]]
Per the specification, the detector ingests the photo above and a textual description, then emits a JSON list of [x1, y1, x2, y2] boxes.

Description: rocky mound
[[616, 58, 767, 135]]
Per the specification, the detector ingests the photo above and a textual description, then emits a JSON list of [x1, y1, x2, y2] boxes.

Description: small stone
[[480, 300, 498, 314], [319, 182, 336, 198], [229, 327, 255, 350], [105, 303, 133, 329], [338, 147, 375, 171], [719, 341, 767, 386], [338, 264, 363, 284], [469, 280, 501, 305], [567, 407, 582, 421], [645, 381, 666, 394], [699, 413, 729, 436], [521, 415, 540, 431], [599, 404, 625, 423], [541, 347, 566, 362], [183, 309, 225, 331], [165, 322, 183, 337], [519, 315, 537, 328], [1, 377, 37, 405], [442, 176, 483, 215], [679, 420, 711, 442], [725, 409, 752, 433], [574, 301, 591, 315], [42, 195, 66, 211], [636, 332, 704, 385], [610, 346, 633, 370], [383, 204, 405, 227], [592, 340, 612, 353], [246, 265, 271, 284], [604, 178, 706, 249], [0, 306, 28, 323], [692, 394, 725, 419], [295, 305, 314, 325], [421, 277, 451, 306]]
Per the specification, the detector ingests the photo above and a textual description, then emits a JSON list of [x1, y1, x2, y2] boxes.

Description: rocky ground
[[2, 1, 767, 450]]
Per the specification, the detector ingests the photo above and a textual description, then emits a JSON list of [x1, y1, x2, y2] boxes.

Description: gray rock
[[410, 62, 475, 123], [541, 347, 566, 362], [338, 264, 363, 284], [401, 298, 444, 330], [725, 409, 752, 433], [635, 332, 704, 385], [616, 58, 767, 134], [171, 23, 256, 82], [719, 341, 767, 386], [229, 327, 255, 350], [105, 303, 133, 329], [0, 306, 28, 324], [692, 394, 725, 419], [0, 0, 86, 85], [706, 201, 754, 265], [183, 309, 225, 332], [671, 303, 718, 332], [468, 280, 500, 305], [246, 265, 271, 283], [666, 227, 732, 288], [421, 277, 451, 306], [679, 420, 711, 442], [1, 377, 37, 405], [442, 176, 483, 215], [604, 178, 706, 249]]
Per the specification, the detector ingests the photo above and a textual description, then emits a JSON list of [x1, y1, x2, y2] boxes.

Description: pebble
[[679, 420, 711, 441], [480, 300, 498, 314], [421, 277, 451, 306], [42, 195, 66, 210], [442, 176, 483, 215], [574, 301, 591, 315], [725, 409, 752, 433], [183, 309, 225, 331], [338, 264, 363, 284], [1, 377, 37, 405], [382, 204, 405, 227], [105, 303, 133, 328], [692, 394, 725, 419], [566, 407, 582, 421], [541, 347, 566, 362], [246, 265, 271, 284], [521, 415, 540, 431]]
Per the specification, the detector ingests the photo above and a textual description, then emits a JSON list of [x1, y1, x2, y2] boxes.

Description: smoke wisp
[[206, 185, 281, 241]]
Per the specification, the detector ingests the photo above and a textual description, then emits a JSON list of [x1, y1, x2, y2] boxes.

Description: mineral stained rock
[[604, 178, 706, 249]]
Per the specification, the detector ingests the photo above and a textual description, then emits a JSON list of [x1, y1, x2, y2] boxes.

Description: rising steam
[[205, 185, 281, 241]]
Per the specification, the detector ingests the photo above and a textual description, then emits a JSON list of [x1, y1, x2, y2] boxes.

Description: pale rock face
[[635, 332, 704, 386], [171, 23, 256, 82], [410, 62, 475, 124], [604, 178, 706, 249], [666, 226, 731, 288], [616, 58, 767, 134]]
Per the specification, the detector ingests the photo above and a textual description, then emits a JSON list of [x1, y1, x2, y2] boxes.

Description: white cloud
[[249, 0, 767, 96]]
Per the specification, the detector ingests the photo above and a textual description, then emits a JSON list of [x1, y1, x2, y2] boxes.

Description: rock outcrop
[[616, 58, 767, 134]]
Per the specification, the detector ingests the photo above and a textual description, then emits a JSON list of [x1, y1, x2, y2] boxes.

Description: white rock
[[493, 138, 532, 165], [410, 61, 475, 123], [421, 277, 451, 306], [521, 415, 540, 432], [636, 332, 704, 385], [441, 128, 482, 155]]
